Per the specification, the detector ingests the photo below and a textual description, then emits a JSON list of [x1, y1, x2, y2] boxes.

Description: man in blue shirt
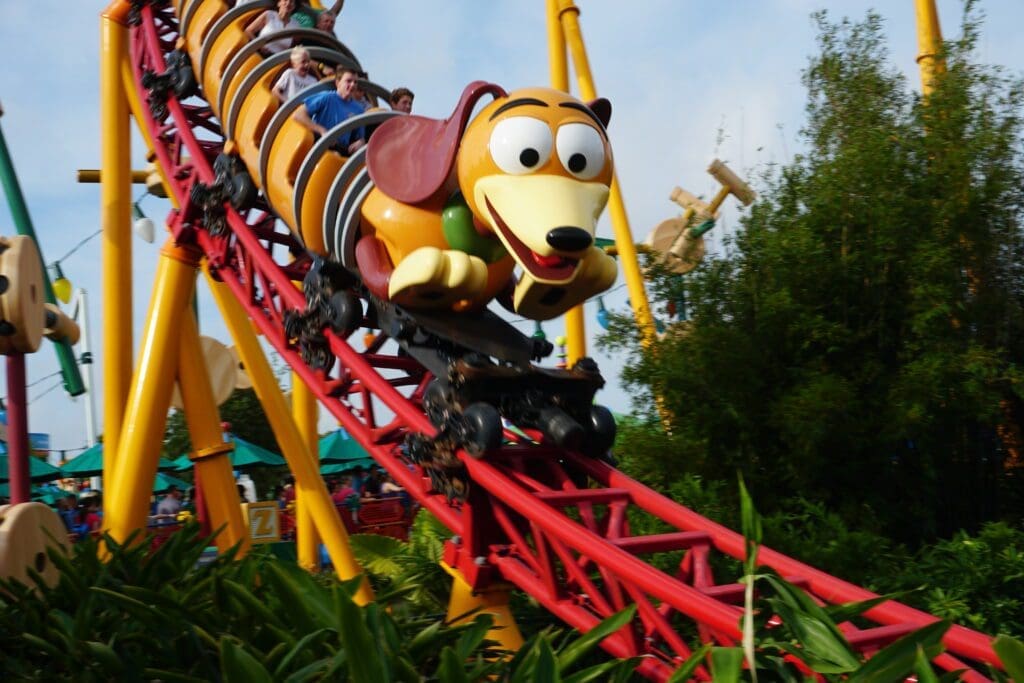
[[294, 67, 367, 154]]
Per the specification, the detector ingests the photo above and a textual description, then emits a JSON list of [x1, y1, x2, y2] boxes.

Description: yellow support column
[[178, 312, 250, 556], [556, 0, 655, 342], [547, 0, 586, 366], [293, 378, 321, 571], [915, 0, 946, 96], [104, 241, 199, 544], [444, 564, 524, 651], [100, 5, 133, 482], [205, 269, 372, 603]]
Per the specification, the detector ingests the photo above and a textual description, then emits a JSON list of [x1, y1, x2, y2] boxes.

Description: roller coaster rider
[[292, 66, 366, 154]]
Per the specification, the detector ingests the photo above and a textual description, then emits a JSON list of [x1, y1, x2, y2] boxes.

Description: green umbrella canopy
[[319, 458, 376, 476], [318, 430, 369, 464], [0, 455, 63, 483], [153, 472, 192, 494], [61, 443, 177, 478], [175, 435, 285, 471]]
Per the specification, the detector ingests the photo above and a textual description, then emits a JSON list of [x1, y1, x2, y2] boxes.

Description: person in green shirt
[[294, 0, 344, 29]]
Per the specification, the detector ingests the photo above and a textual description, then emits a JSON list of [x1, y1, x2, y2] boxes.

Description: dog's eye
[[556, 123, 605, 180], [489, 117, 553, 175]]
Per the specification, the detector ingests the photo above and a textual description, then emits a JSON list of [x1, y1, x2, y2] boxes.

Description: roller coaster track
[[129, 2, 1000, 679]]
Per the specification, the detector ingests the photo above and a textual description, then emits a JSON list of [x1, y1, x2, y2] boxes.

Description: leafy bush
[[874, 521, 1024, 638], [0, 525, 639, 681]]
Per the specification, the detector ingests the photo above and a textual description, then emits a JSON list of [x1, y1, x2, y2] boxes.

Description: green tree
[[604, 6, 1024, 542]]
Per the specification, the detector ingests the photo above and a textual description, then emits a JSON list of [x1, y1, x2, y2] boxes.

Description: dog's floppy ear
[[367, 81, 508, 205], [586, 98, 611, 129]]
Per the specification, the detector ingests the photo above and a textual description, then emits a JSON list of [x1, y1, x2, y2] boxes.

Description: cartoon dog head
[[367, 82, 615, 317]]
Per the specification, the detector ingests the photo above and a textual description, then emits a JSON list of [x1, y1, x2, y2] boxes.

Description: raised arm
[[244, 10, 269, 41]]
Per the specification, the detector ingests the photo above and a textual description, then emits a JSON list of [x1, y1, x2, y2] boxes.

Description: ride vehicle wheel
[[538, 405, 583, 451], [328, 290, 362, 336], [462, 402, 502, 458], [581, 404, 617, 458], [422, 380, 452, 428]]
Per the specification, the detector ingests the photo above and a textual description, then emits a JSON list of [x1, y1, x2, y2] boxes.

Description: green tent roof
[[318, 430, 369, 464], [0, 455, 63, 483], [61, 443, 176, 477]]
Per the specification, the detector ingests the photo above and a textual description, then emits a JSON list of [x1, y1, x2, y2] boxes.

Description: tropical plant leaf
[[710, 646, 744, 682], [220, 637, 274, 683], [556, 605, 637, 671], [846, 620, 950, 683], [335, 585, 389, 683], [272, 628, 331, 677], [914, 644, 940, 683], [348, 533, 408, 579], [436, 646, 471, 683], [666, 643, 712, 682], [993, 634, 1024, 682]]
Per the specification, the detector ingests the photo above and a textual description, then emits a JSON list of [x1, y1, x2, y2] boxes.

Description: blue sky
[[0, 1, 1022, 458]]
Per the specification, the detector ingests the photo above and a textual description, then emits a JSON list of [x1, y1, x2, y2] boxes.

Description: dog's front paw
[[388, 247, 488, 309]]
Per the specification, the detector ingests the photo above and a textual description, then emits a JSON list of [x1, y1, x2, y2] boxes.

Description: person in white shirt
[[244, 0, 301, 55], [272, 46, 320, 102]]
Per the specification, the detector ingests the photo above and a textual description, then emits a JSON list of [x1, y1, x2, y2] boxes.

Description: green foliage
[[347, 509, 454, 612], [602, 6, 1024, 542], [761, 497, 896, 586], [734, 476, 959, 682], [874, 521, 1024, 636], [0, 525, 638, 681]]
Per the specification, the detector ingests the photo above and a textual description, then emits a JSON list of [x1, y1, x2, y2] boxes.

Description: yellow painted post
[[546, 0, 587, 366], [444, 564, 524, 651], [555, 0, 656, 341], [178, 311, 250, 556], [103, 241, 199, 544], [293, 378, 321, 571], [915, 0, 946, 96], [204, 269, 373, 603], [100, 6, 133, 484]]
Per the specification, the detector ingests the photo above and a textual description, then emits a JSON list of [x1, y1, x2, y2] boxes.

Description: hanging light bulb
[[48, 262, 73, 304], [132, 201, 156, 243], [595, 296, 610, 330]]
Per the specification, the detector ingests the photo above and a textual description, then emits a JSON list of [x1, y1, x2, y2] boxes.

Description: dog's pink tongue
[[532, 251, 565, 267]]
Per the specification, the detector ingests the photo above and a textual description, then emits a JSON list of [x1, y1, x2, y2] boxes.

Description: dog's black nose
[[546, 227, 593, 252]]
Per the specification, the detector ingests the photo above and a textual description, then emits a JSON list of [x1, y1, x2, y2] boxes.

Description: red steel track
[[129, 4, 1000, 680]]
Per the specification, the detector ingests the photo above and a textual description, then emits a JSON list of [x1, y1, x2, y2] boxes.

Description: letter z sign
[[244, 502, 281, 544]]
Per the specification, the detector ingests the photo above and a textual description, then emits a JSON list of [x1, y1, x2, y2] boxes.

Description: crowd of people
[[40, 461, 408, 542], [276, 465, 407, 512]]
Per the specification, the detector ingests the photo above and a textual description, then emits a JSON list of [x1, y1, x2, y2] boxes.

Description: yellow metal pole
[[915, 0, 946, 96], [103, 241, 199, 544], [100, 7, 133, 484], [546, 0, 586, 366], [556, 0, 656, 341], [204, 269, 373, 603], [293, 377, 321, 571], [178, 311, 250, 556], [444, 563, 524, 651]]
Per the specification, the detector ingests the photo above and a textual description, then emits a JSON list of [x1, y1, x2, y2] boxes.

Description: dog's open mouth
[[485, 196, 577, 282]]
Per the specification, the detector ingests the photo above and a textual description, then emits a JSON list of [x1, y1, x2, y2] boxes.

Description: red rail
[[127, 4, 1000, 680]]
